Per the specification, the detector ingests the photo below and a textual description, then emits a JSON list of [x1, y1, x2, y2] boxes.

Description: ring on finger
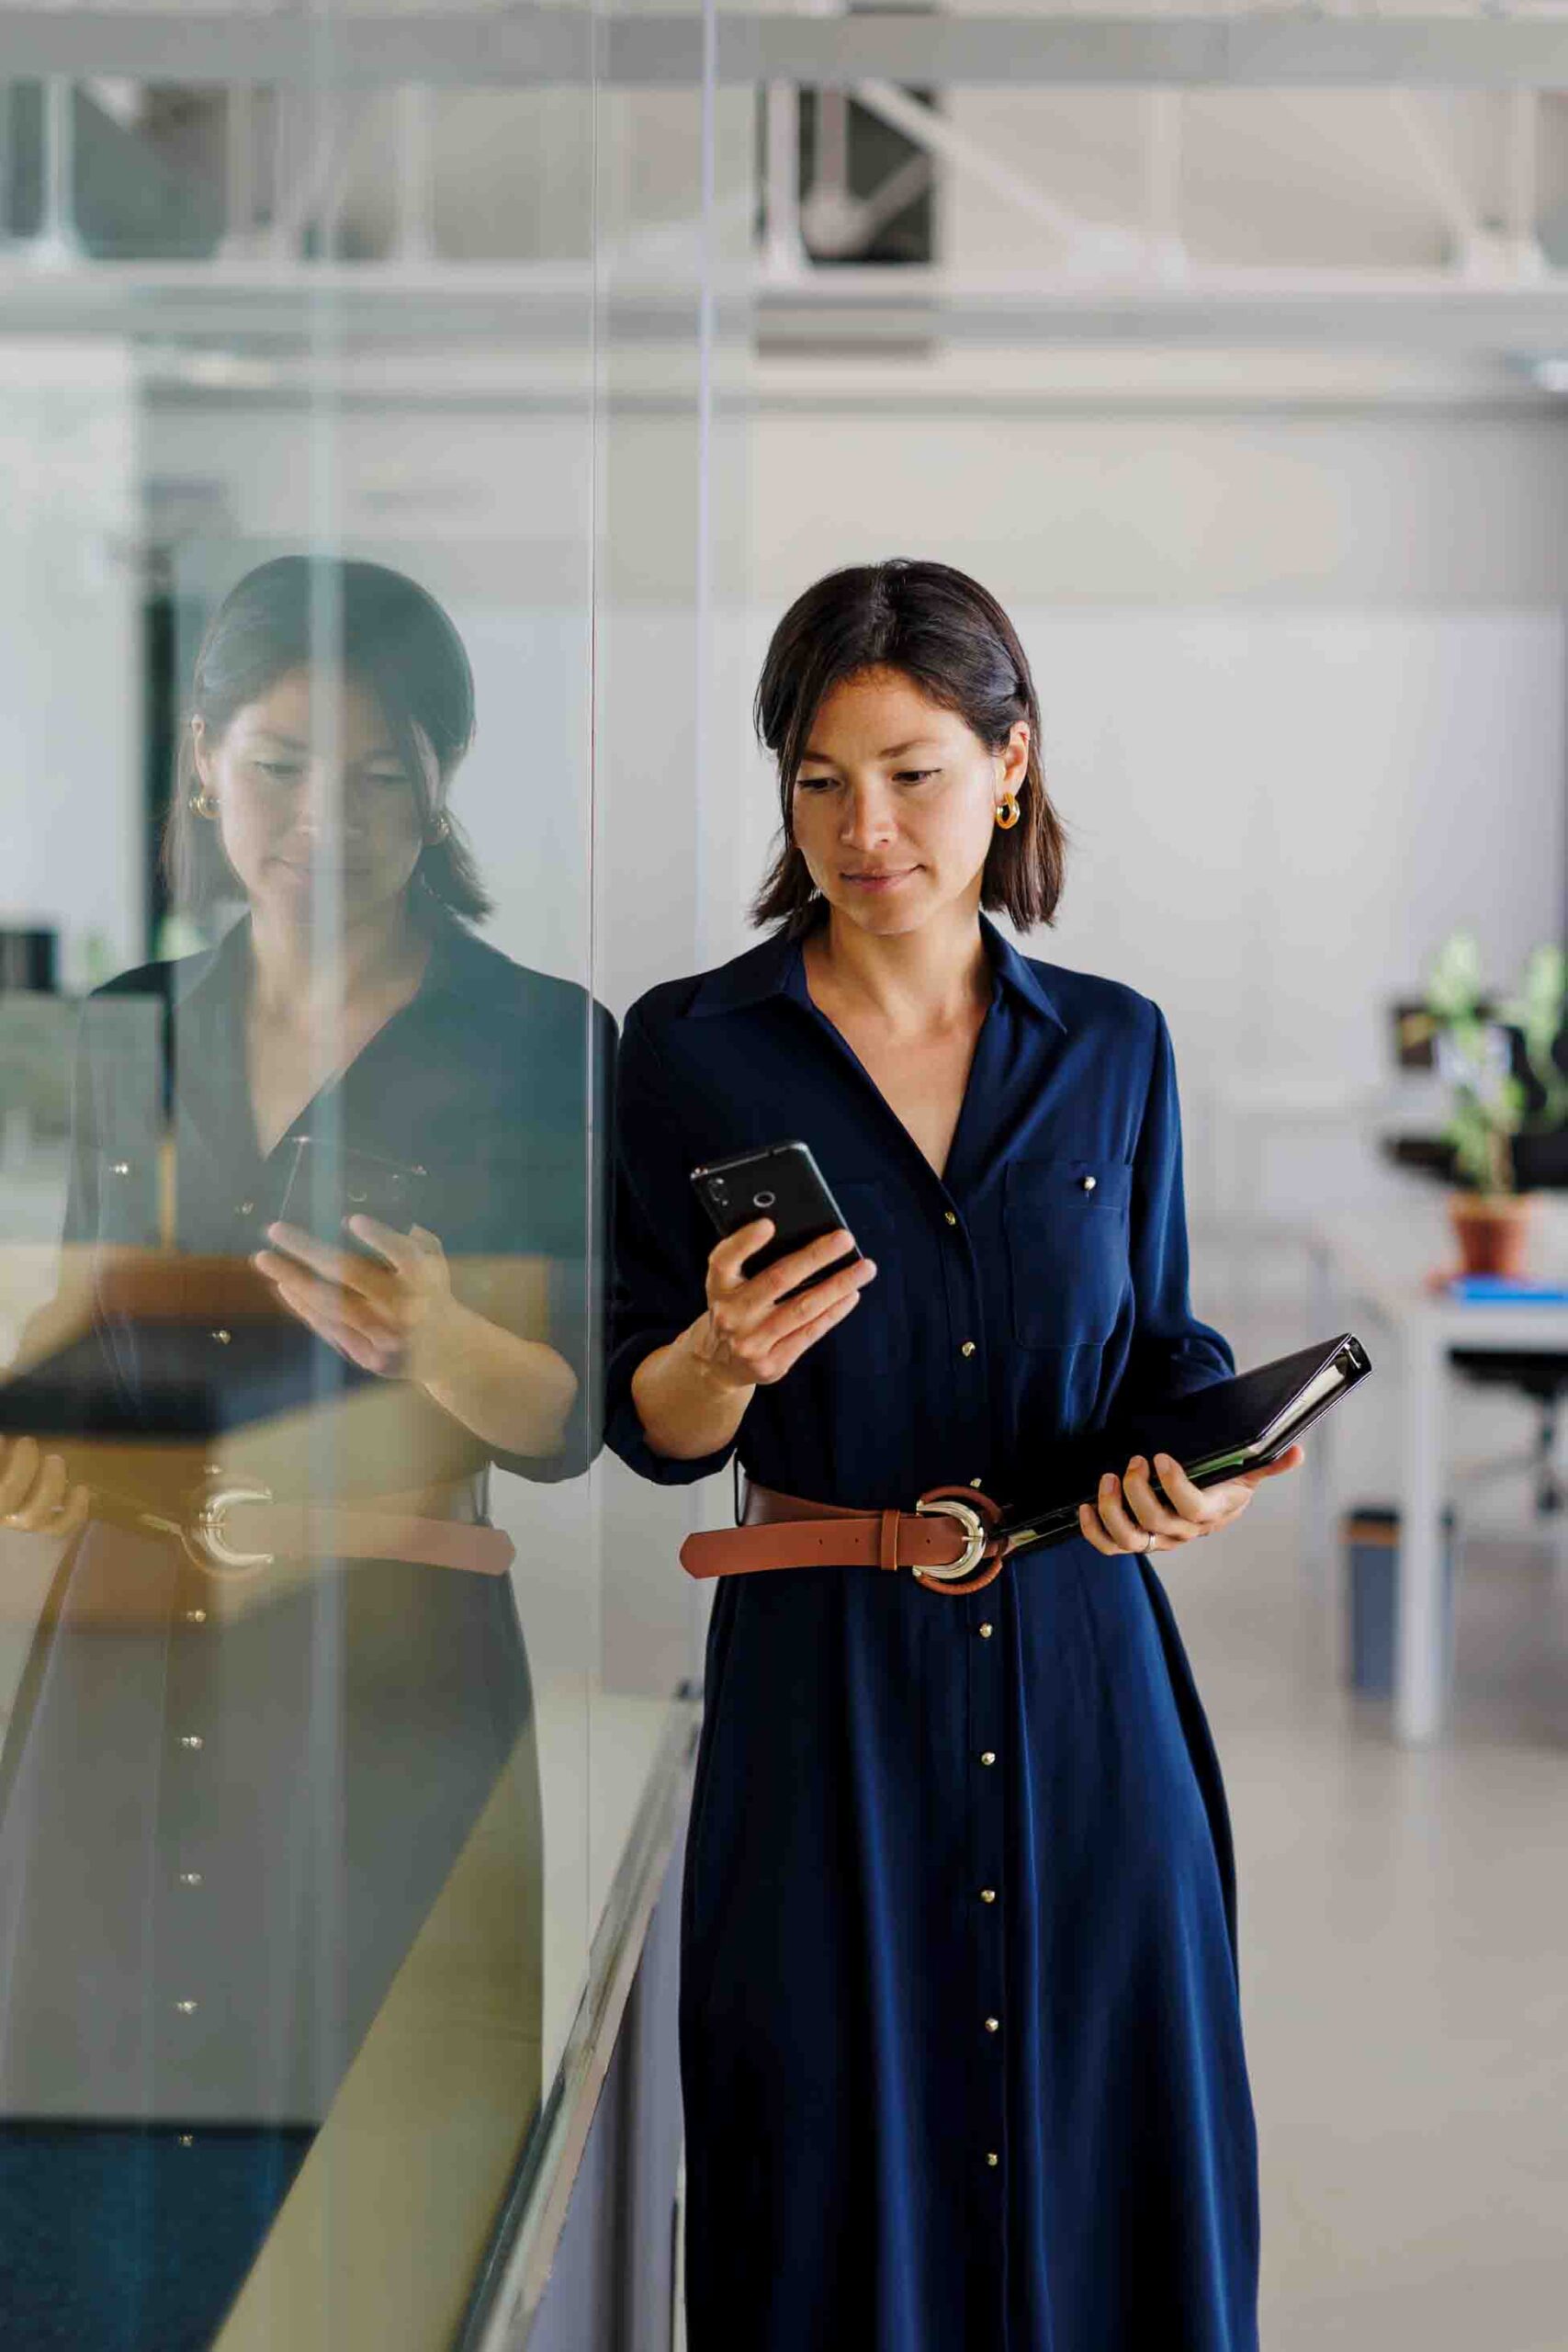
[[1122, 1486, 1182, 1553], [1103, 1478, 1152, 1550]]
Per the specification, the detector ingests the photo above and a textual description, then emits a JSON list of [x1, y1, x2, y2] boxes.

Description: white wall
[[0, 340, 140, 984], [1020, 606, 1562, 1078], [718, 404, 1567, 1238], [748, 407, 1568, 609]]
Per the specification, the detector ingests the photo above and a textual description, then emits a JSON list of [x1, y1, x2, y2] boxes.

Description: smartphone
[[690, 1139, 861, 1301], [276, 1135, 426, 1258]]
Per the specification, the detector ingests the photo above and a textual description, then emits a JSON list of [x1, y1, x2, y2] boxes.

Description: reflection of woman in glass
[[608, 560, 1299, 2350], [0, 559, 608, 2346]]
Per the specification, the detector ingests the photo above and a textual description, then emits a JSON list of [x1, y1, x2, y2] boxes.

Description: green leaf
[[1426, 931, 1483, 1021]]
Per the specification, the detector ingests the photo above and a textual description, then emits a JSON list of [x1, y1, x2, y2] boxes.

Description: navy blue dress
[[0, 909, 608, 2349], [605, 910, 1259, 2352]]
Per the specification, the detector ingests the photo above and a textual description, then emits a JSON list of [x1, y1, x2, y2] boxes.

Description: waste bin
[[1342, 1504, 1456, 1697]]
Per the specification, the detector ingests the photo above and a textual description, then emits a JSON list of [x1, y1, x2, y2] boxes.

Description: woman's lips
[[843, 868, 915, 891], [276, 855, 373, 876]]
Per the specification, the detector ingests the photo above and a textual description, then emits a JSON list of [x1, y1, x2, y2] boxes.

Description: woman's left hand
[[1077, 1442, 1305, 1557], [254, 1216, 459, 1380]]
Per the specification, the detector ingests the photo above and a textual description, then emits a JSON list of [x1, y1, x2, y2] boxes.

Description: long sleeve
[[604, 1003, 739, 1487], [1118, 1003, 1234, 1412]]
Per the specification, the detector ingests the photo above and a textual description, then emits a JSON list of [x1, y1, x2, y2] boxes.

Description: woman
[[606, 559, 1302, 2351], [0, 558, 609, 2346]]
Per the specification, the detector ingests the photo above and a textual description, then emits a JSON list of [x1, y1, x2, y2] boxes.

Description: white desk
[[1310, 1192, 1568, 1744]]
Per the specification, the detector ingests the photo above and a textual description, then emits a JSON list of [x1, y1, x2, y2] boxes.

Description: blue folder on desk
[[1447, 1275, 1568, 1303]]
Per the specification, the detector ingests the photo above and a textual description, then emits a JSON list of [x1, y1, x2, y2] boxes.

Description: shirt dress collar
[[684, 909, 1066, 1034], [162, 902, 480, 1175], [172, 900, 478, 1018]]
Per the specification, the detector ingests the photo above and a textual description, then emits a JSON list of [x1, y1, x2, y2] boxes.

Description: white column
[[28, 78, 85, 268]]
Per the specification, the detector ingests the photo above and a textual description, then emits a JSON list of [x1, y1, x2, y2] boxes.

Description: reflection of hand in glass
[[254, 1216, 580, 1459], [254, 1215, 456, 1378], [0, 1435, 89, 1539]]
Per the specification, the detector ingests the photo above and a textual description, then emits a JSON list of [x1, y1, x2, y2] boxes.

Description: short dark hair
[[164, 555, 491, 922], [749, 558, 1068, 937]]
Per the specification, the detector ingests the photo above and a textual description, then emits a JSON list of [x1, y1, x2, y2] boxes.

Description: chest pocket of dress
[[1004, 1157, 1133, 1347]]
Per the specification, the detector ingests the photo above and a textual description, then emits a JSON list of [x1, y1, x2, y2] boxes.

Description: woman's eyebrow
[[799, 738, 941, 764], [243, 729, 401, 761]]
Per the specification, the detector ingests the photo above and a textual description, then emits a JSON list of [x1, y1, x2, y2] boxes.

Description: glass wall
[[0, 7, 745, 2343]]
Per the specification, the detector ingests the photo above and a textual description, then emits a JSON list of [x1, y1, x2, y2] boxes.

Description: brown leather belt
[[96, 1487, 515, 1582], [679, 1477, 1006, 1598]]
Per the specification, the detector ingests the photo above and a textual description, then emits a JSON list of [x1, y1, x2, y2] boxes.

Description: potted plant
[[1405, 933, 1568, 1276]]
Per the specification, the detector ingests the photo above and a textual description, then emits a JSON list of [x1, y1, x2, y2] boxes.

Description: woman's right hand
[[688, 1219, 878, 1392], [0, 1436, 90, 1540]]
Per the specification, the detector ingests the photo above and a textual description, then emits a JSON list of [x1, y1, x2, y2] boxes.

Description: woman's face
[[790, 665, 1028, 939], [192, 667, 433, 925]]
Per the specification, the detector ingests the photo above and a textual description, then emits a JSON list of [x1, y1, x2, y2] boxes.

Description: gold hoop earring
[[426, 811, 450, 845], [189, 790, 218, 820], [995, 792, 1021, 831]]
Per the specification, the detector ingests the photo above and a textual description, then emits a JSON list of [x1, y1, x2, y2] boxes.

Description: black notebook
[[997, 1333, 1371, 1560]]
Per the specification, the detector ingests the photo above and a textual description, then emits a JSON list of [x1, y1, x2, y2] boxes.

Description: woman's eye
[[364, 769, 410, 789], [795, 775, 836, 792], [895, 769, 939, 784], [253, 760, 303, 782]]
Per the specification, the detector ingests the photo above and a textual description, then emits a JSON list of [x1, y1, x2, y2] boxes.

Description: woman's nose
[[295, 766, 365, 834], [840, 788, 897, 843]]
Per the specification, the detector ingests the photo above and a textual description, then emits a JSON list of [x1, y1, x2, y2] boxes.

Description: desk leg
[[1395, 1318, 1446, 1745]]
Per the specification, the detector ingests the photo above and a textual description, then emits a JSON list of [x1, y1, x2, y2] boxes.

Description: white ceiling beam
[[1504, 89, 1545, 276], [1384, 88, 1549, 281], [6, 13, 1568, 92], [762, 83, 807, 277], [265, 89, 373, 259], [796, 130, 933, 262], [1145, 90, 1186, 283], [4, 258, 1568, 351], [852, 151, 935, 247], [852, 78, 1126, 262], [28, 80, 87, 269], [391, 87, 436, 267], [1388, 92, 1481, 255], [750, 266, 1568, 354], [798, 89, 856, 258], [219, 86, 263, 259]]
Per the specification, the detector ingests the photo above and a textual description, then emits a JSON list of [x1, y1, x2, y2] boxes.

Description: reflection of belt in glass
[[99, 1484, 515, 1582], [679, 1476, 1007, 1598]]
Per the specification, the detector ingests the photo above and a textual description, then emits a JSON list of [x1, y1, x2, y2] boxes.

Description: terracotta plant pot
[[1447, 1189, 1536, 1278]]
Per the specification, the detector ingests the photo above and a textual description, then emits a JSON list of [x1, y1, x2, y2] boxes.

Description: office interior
[[0, 6, 1565, 2346]]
